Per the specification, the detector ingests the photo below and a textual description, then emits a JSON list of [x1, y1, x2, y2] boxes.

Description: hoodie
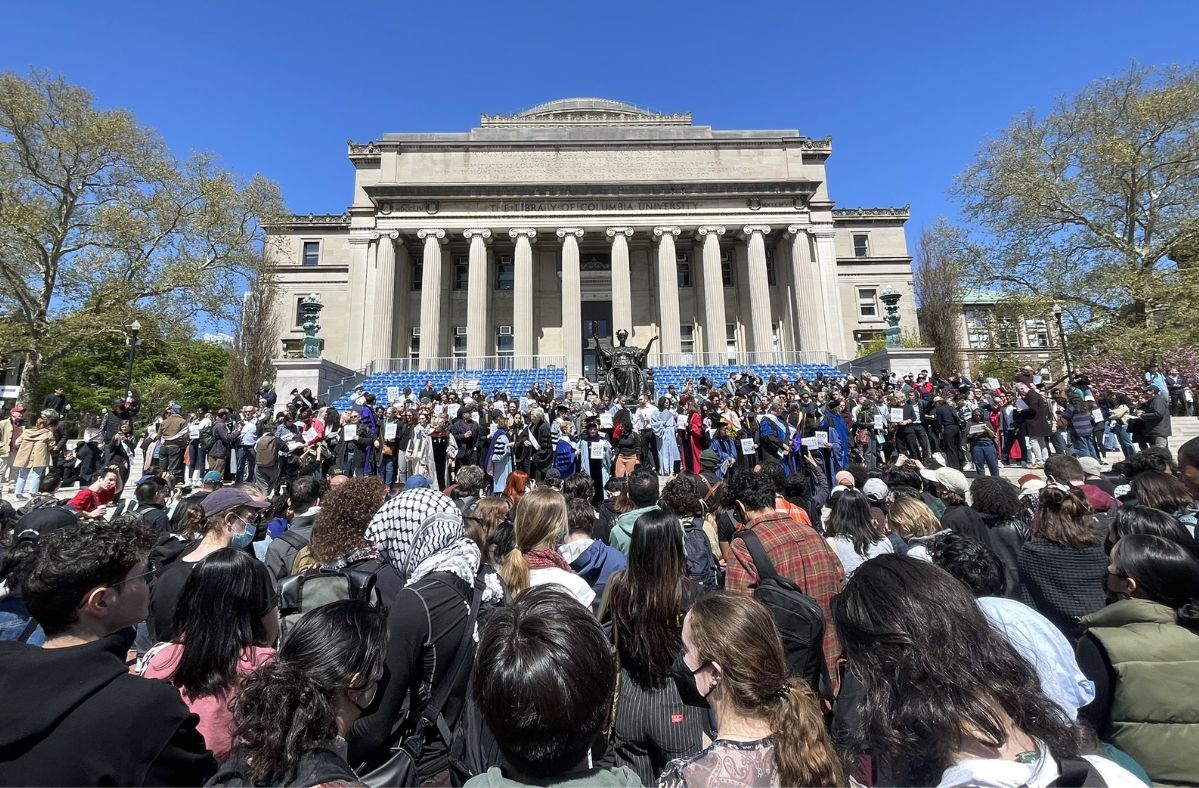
[[0, 629, 216, 786], [609, 504, 660, 556], [559, 538, 627, 611]]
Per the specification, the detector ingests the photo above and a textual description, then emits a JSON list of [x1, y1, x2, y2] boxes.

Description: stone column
[[697, 226, 726, 359], [786, 225, 828, 353], [370, 231, 399, 368], [652, 226, 682, 359], [346, 235, 373, 370], [811, 225, 846, 359], [606, 227, 634, 334], [743, 225, 774, 359], [416, 229, 446, 370], [556, 228, 584, 380], [509, 228, 537, 365], [463, 229, 492, 363]]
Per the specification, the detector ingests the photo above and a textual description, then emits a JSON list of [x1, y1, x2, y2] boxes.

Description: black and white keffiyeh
[[365, 488, 470, 579]]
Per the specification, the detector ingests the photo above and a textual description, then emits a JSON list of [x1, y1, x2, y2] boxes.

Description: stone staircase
[[1171, 416, 1199, 450]]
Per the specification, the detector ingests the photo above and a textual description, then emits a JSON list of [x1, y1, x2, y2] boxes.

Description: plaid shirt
[[727, 511, 846, 685]]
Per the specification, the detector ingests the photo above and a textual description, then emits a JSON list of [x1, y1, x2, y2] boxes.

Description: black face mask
[[670, 650, 712, 708]]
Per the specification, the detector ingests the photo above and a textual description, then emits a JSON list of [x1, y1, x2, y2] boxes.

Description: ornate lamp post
[[124, 319, 141, 406], [880, 289, 902, 348], [299, 294, 325, 359]]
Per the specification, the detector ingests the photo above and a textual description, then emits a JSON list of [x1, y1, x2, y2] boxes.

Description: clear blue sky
[[2, 1, 1195, 247]]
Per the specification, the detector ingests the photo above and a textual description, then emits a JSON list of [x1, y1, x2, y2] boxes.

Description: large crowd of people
[[0, 362, 1197, 787]]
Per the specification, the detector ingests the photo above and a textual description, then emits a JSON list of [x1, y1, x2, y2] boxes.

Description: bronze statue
[[591, 324, 657, 401]]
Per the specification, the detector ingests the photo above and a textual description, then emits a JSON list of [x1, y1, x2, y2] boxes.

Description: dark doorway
[[581, 301, 613, 382]]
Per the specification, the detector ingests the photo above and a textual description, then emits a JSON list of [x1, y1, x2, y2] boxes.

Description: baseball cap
[[11, 405, 25, 414], [1077, 456, 1103, 477], [200, 487, 268, 519], [202, 470, 224, 485], [405, 475, 432, 490], [699, 449, 720, 470], [862, 478, 889, 503], [1020, 477, 1047, 497], [14, 508, 79, 545]]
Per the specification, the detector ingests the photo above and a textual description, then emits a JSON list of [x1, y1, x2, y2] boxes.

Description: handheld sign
[[343, 424, 358, 442], [386, 386, 400, 404], [600, 414, 613, 429], [590, 442, 605, 460], [873, 414, 884, 429], [384, 422, 398, 441], [676, 414, 688, 430], [189, 424, 201, 440], [814, 430, 829, 447], [801, 437, 820, 450], [740, 438, 756, 455], [968, 423, 985, 435], [302, 427, 317, 443], [890, 408, 904, 422]]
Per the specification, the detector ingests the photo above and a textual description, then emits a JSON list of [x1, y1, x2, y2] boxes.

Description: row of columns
[[350, 224, 846, 375]]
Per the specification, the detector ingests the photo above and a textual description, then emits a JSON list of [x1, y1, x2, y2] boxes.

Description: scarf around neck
[[524, 547, 572, 572]]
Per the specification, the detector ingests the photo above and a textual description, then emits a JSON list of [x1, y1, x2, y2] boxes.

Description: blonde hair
[[499, 487, 568, 596], [689, 593, 847, 786], [887, 496, 941, 539]]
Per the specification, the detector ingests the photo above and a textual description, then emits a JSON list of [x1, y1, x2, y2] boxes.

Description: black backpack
[[734, 528, 827, 695], [277, 559, 388, 637], [199, 424, 216, 452], [684, 516, 721, 591]]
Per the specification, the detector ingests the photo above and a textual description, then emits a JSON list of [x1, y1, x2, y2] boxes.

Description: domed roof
[[516, 97, 657, 119]]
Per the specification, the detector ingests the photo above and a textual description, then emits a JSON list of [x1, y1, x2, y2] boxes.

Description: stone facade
[[265, 98, 915, 379]]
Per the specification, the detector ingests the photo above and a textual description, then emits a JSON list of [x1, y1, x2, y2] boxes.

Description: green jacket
[[1081, 598, 1199, 786], [609, 504, 660, 556]]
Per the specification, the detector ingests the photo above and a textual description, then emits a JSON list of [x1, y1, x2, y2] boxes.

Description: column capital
[[742, 225, 772, 237], [786, 224, 808, 236], [380, 230, 400, 241], [697, 225, 726, 237], [508, 227, 538, 242], [652, 226, 682, 239], [463, 228, 493, 242], [417, 228, 447, 244], [605, 226, 634, 239], [555, 227, 585, 240]]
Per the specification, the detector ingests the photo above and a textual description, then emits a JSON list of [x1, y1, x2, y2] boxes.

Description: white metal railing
[[652, 350, 840, 369], [364, 355, 567, 375]]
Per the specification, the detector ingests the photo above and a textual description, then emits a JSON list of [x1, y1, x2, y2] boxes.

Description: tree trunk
[[17, 351, 41, 412]]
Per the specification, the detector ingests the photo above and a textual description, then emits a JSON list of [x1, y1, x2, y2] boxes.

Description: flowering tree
[[1080, 347, 1199, 395]]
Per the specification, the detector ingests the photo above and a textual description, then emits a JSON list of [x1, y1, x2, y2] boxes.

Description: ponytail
[[231, 660, 336, 782], [499, 547, 530, 596], [765, 678, 847, 787]]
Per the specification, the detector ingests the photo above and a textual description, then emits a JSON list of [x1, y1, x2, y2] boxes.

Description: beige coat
[[12, 426, 54, 469], [0, 418, 16, 459]]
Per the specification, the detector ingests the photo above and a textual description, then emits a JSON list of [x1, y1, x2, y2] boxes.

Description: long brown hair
[[1038, 484, 1101, 549], [499, 487, 567, 596], [309, 477, 387, 563], [689, 593, 846, 786], [467, 496, 510, 552]]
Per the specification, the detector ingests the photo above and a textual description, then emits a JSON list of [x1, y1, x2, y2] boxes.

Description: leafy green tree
[[913, 220, 970, 374], [0, 71, 284, 407], [954, 62, 1199, 357]]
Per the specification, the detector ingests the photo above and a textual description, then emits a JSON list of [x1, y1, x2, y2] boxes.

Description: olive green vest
[[1081, 599, 1199, 786]]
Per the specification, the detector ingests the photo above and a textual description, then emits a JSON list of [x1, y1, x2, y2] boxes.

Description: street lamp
[[1052, 304, 1072, 379], [124, 319, 141, 407]]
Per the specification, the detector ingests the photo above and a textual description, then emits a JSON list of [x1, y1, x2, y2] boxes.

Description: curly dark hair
[[832, 555, 1082, 784], [660, 475, 703, 518], [968, 476, 1023, 518], [22, 515, 155, 636], [725, 469, 776, 512], [309, 476, 387, 564], [927, 531, 1005, 597], [1113, 448, 1178, 479]]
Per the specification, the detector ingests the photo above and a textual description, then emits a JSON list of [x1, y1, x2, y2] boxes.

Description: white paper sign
[[890, 408, 904, 421], [386, 386, 400, 403], [343, 424, 358, 441], [968, 423, 985, 435], [1091, 408, 1104, 423], [873, 414, 884, 429], [519, 397, 530, 412], [446, 404, 460, 420], [189, 425, 200, 439], [814, 430, 829, 447], [801, 437, 820, 450], [600, 414, 613, 429], [590, 442, 605, 460], [676, 414, 687, 430], [302, 427, 317, 443], [384, 422, 398, 441], [740, 438, 755, 454]]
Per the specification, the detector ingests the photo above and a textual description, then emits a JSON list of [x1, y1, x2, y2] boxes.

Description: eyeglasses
[[110, 566, 157, 589]]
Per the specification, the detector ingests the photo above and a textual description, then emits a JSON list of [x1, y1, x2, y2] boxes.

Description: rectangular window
[[996, 317, 1020, 348], [721, 250, 733, 287], [853, 234, 870, 258], [453, 256, 469, 291], [726, 323, 738, 359], [676, 252, 691, 288], [496, 256, 514, 290], [680, 324, 695, 353], [453, 329, 467, 358], [858, 288, 878, 318], [412, 260, 423, 290], [965, 308, 990, 349], [1025, 318, 1049, 348], [302, 241, 320, 266], [408, 333, 420, 359], [496, 332, 514, 357], [766, 249, 777, 286], [294, 297, 306, 327]]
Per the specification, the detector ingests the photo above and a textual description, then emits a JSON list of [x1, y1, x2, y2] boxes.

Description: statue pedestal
[[271, 357, 356, 413], [846, 347, 936, 379]]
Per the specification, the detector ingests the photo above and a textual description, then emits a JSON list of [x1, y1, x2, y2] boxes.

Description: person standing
[[0, 405, 25, 490], [206, 409, 239, 478], [11, 412, 54, 501], [1131, 385, 1172, 450], [157, 404, 189, 480], [934, 396, 963, 470], [41, 386, 67, 416], [1014, 383, 1052, 468]]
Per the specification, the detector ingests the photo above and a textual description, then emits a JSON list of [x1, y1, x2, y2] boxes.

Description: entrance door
[[581, 301, 613, 382]]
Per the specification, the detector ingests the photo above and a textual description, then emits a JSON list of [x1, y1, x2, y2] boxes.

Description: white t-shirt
[[529, 567, 596, 608], [828, 535, 894, 577]]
